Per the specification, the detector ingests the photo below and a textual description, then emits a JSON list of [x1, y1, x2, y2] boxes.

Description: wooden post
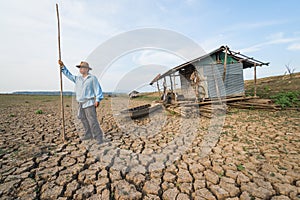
[[223, 46, 228, 82], [254, 63, 257, 97], [56, 4, 66, 141], [163, 77, 167, 101], [173, 74, 177, 101], [173, 74, 176, 92], [156, 80, 161, 98], [169, 75, 173, 93]]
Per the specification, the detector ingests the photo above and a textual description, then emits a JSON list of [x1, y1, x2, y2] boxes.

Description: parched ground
[[0, 94, 299, 200]]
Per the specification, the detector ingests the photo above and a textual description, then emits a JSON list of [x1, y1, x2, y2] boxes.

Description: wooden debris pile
[[227, 98, 280, 110], [165, 96, 281, 118], [165, 103, 226, 118], [120, 96, 281, 120]]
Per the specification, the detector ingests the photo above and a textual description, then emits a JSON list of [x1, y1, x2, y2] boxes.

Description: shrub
[[35, 110, 43, 114], [237, 164, 245, 171], [271, 91, 300, 108]]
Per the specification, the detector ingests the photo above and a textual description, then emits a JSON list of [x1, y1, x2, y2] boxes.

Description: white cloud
[[59, 1, 122, 37], [266, 32, 284, 40], [224, 20, 286, 33], [114, 66, 161, 92], [156, 2, 168, 12], [239, 45, 262, 53], [239, 32, 300, 53], [287, 43, 300, 51], [133, 50, 184, 67]]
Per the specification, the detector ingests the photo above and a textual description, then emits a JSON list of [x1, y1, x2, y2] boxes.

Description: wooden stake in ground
[[56, 3, 66, 141]]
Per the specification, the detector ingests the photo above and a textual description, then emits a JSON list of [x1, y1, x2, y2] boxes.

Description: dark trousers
[[78, 105, 103, 141]]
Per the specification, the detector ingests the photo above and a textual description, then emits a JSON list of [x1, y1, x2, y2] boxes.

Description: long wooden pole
[[254, 63, 257, 97], [56, 4, 66, 141]]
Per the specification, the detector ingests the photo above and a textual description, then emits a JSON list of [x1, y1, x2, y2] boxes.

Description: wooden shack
[[150, 45, 269, 103]]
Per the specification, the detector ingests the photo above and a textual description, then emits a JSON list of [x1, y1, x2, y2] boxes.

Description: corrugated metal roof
[[150, 45, 269, 84]]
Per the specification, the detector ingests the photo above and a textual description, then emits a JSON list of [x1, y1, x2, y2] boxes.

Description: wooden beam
[[229, 49, 269, 66], [150, 73, 161, 85], [183, 96, 257, 107], [223, 46, 228, 82]]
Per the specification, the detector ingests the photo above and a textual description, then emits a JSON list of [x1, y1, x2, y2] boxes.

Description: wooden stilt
[[169, 75, 173, 93]]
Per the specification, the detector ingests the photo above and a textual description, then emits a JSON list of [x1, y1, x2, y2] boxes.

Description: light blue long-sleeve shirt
[[61, 66, 103, 108]]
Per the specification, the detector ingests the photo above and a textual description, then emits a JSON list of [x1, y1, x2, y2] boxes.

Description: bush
[[35, 109, 43, 114], [271, 91, 300, 108], [237, 164, 245, 171]]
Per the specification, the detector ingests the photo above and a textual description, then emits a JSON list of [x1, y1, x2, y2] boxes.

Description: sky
[[1, 0, 300, 93]]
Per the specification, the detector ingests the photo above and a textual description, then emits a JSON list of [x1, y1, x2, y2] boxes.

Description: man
[[59, 60, 104, 144]]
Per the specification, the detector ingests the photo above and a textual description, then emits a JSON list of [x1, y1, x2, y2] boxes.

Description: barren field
[[0, 94, 299, 200]]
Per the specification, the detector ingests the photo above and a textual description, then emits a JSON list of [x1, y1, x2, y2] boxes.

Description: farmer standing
[[59, 60, 104, 144]]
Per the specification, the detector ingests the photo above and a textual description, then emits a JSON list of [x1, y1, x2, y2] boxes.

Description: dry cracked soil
[[0, 94, 299, 200]]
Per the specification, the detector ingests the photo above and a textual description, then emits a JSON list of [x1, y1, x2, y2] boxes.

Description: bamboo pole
[[183, 96, 256, 107], [223, 46, 228, 82], [56, 4, 66, 141], [254, 63, 257, 97]]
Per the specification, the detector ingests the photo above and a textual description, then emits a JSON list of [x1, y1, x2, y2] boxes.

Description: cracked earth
[[0, 95, 299, 200]]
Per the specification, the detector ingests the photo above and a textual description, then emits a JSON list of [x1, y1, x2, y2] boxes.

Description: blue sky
[[1, 0, 300, 93]]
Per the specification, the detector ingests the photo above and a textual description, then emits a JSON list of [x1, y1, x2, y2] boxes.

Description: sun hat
[[76, 61, 92, 70]]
